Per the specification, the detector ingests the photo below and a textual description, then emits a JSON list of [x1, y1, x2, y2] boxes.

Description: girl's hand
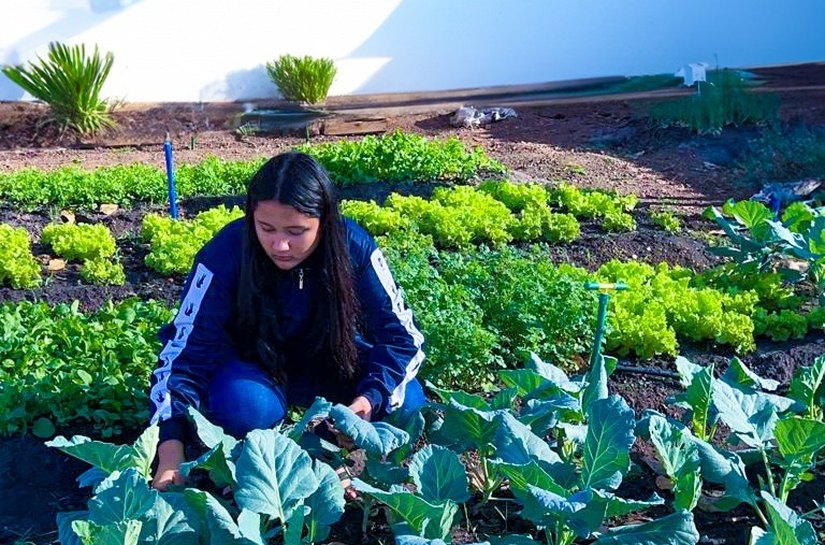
[[348, 395, 372, 421], [151, 439, 186, 491], [152, 466, 185, 491]]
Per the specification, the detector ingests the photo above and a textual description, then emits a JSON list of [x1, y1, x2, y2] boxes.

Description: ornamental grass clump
[[1, 42, 115, 134], [266, 54, 337, 104]]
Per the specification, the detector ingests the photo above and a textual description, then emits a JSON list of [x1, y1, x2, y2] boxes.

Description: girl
[[149, 152, 425, 490]]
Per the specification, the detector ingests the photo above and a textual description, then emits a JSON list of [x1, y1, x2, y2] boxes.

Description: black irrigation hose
[[614, 364, 680, 380]]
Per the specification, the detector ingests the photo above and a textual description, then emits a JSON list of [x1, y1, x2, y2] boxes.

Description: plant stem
[[360, 498, 371, 537], [754, 503, 770, 527], [760, 448, 777, 497], [778, 471, 791, 503]]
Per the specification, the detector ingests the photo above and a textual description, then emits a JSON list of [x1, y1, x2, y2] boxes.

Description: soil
[[1, 64, 824, 544]]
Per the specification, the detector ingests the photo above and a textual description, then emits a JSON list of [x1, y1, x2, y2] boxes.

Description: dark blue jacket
[[149, 218, 424, 442]]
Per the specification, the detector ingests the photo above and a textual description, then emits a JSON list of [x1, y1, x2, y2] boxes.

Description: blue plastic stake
[[164, 134, 179, 219]]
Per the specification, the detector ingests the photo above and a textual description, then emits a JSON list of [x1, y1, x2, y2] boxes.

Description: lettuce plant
[[0, 223, 41, 288], [42, 222, 117, 261], [142, 205, 243, 275], [549, 183, 637, 232]]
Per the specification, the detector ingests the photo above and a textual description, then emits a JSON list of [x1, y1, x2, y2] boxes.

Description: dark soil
[[1, 66, 824, 544]]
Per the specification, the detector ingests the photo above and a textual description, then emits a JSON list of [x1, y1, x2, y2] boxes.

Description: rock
[[47, 259, 66, 272], [99, 203, 119, 216], [59, 210, 75, 224]]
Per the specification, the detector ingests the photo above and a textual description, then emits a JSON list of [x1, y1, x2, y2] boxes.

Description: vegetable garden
[[0, 81, 823, 545]]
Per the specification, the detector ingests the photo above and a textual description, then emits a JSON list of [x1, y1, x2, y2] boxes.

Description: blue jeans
[[206, 359, 425, 439]]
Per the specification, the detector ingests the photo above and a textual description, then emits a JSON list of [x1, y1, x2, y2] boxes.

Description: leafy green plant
[[425, 354, 698, 545], [50, 409, 347, 545], [654, 355, 825, 543], [0, 299, 172, 436], [79, 257, 126, 286], [1, 42, 115, 134], [479, 180, 581, 242], [706, 199, 825, 299], [649, 69, 779, 134], [385, 188, 517, 249], [142, 205, 244, 275], [354, 445, 469, 541], [41, 222, 116, 261], [596, 260, 758, 358], [440, 248, 597, 368], [0, 157, 260, 210], [0, 224, 41, 288], [348, 182, 580, 249], [753, 308, 809, 342], [651, 208, 683, 233], [379, 231, 500, 390], [266, 54, 337, 104], [549, 183, 637, 232], [341, 199, 412, 235], [298, 130, 505, 185]]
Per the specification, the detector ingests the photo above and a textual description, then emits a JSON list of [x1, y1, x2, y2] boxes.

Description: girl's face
[[253, 200, 321, 270]]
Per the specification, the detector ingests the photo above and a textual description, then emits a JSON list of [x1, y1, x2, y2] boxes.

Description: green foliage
[[660, 354, 825, 542], [707, 199, 825, 299], [549, 183, 637, 232], [348, 181, 581, 250], [693, 264, 803, 311], [42, 222, 116, 261], [597, 260, 758, 358], [649, 69, 779, 134], [80, 258, 126, 286], [380, 186, 521, 248], [478, 180, 581, 242], [266, 54, 337, 104], [341, 199, 412, 235], [1, 42, 115, 134], [0, 224, 41, 288], [650, 208, 683, 233], [0, 157, 262, 210], [142, 205, 244, 275], [439, 247, 597, 369], [175, 155, 265, 197], [379, 231, 501, 390], [753, 308, 809, 342], [298, 130, 506, 185], [0, 299, 172, 436], [51, 416, 346, 545]]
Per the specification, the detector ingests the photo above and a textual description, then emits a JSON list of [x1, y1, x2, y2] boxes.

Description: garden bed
[[0, 81, 823, 544]]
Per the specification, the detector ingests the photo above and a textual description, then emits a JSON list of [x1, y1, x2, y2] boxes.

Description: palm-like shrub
[[1, 42, 115, 134], [266, 54, 336, 105]]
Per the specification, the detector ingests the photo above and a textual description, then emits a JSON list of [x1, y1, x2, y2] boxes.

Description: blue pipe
[[164, 136, 179, 219]]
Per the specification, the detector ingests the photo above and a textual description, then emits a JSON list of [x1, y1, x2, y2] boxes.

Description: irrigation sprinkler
[[584, 281, 627, 369], [164, 133, 179, 219]]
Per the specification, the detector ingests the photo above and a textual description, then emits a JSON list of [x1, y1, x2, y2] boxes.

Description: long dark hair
[[236, 152, 359, 382]]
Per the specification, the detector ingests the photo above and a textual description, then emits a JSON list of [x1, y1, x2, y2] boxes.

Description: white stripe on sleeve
[[149, 263, 214, 424], [369, 248, 425, 411]]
